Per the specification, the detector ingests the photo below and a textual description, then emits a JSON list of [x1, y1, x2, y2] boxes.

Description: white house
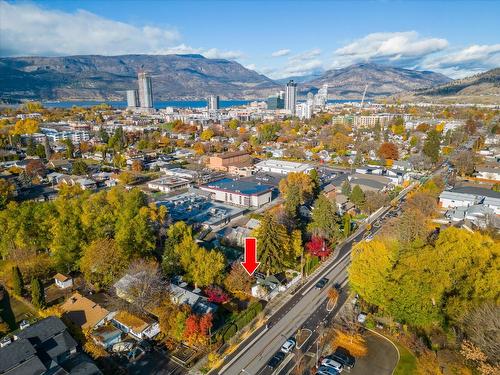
[[439, 187, 500, 215], [476, 167, 500, 181], [112, 311, 160, 340], [54, 273, 73, 289]]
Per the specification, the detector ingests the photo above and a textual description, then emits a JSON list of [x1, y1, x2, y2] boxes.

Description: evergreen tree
[[308, 194, 340, 242], [343, 214, 352, 237], [341, 180, 352, 197], [423, 129, 441, 163], [255, 214, 291, 275], [284, 184, 301, 219], [350, 185, 365, 207], [308, 169, 321, 199], [31, 278, 45, 309], [12, 266, 24, 296]]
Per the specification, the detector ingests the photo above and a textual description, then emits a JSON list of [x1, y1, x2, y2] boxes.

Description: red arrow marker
[[241, 237, 260, 276]]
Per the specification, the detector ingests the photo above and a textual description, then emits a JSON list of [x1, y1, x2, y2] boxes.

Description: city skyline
[[1, 0, 499, 79]]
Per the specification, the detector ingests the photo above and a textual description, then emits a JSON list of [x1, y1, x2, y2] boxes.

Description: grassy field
[[393, 342, 418, 375]]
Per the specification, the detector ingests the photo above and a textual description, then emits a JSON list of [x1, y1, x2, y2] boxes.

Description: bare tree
[[462, 302, 500, 365], [406, 192, 438, 217], [452, 150, 475, 177], [111, 259, 169, 313]]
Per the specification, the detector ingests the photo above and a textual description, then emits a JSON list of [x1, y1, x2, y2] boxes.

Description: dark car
[[329, 347, 356, 370], [315, 277, 329, 289], [267, 351, 286, 369], [333, 282, 342, 291]]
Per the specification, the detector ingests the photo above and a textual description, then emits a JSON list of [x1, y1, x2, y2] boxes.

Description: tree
[[205, 286, 230, 304], [330, 132, 351, 153], [305, 236, 331, 259], [343, 214, 352, 237], [31, 278, 45, 309], [465, 118, 477, 135], [80, 239, 129, 289], [12, 266, 24, 296], [71, 159, 88, 175], [200, 128, 215, 141], [254, 214, 291, 274], [309, 169, 321, 199], [63, 139, 75, 159], [462, 302, 500, 364], [163, 221, 192, 276], [350, 185, 365, 207], [452, 150, 475, 177], [117, 260, 168, 312], [224, 263, 253, 297], [395, 208, 428, 245], [423, 129, 441, 163], [279, 172, 314, 205], [362, 191, 389, 214], [406, 192, 437, 217], [228, 118, 239, 130], [341, 180, 351, 197], [10, 119, 39, 135], [175, 236, 226, 287], [349, 240, 398, 309], [308, 194, 340, 242], [0, 179, 15, 210], [377, 142, 399, 160], [131, 160, 143, 172]]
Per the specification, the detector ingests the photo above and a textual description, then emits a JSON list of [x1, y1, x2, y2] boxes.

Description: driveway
[[350, 331, 399, 375]]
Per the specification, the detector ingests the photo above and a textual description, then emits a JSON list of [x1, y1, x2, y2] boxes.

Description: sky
[[1, 0, 499, 79]]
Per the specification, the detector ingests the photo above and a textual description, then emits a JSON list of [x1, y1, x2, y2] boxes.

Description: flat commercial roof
[[203, 178, 273, 196]]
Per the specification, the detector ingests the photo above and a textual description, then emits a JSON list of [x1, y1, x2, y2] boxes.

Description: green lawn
[[0, 291, 36, 331], [393, 342, 418, 375]]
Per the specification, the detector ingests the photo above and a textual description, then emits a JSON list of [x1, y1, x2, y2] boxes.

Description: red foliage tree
[[199, 313, 213, 337], [205, 286, 230, 304], [184, 314, 200, 344], [306, 236, 331, 259], [377, 142, 399, 160]]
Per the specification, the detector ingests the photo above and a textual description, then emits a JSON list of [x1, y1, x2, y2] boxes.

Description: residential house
[[0, 316, 101, 375], [112, 311, 160, 340], [54, 273, 73, 289], [60, 292, 115, 330], [439, 186, 500, 215]]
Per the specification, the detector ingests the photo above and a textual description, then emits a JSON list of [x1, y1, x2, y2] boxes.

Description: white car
[[280, 338, 296, 353], [322, 358, 343, 372]]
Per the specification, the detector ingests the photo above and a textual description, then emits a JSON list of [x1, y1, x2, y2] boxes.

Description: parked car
[[267, 351, 285, 369], [317, 365, 339, 375], [281, 338, 296, 353], [364, 233, 374, 242], [329, 347, 356, 370], [315, 277, 329, 289], [322, 358, 343, 372]]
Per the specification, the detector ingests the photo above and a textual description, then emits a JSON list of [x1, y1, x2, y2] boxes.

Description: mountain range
[[0, 54, 454, 102]]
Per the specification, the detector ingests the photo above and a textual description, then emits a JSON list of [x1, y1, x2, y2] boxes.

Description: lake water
[[43, 99, 361, 109]]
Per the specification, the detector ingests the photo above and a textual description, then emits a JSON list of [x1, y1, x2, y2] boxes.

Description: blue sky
[[1, 0, 499, 78]]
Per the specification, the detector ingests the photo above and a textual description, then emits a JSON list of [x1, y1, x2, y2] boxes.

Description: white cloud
[[422, 44, 500, 77], [331, 31, 448, 68], [271, 49, 291, 57], [0, 1, 180, 56], [0, 1, 243, 60]]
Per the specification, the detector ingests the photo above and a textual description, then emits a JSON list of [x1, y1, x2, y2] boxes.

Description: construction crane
[[360, 84, 368, 108]]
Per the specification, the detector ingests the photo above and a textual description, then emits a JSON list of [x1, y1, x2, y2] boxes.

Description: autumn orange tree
[[377, 142, 399, 160]]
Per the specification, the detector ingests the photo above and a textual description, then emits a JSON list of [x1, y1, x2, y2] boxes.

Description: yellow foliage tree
[[10, 118, 39, 135]]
